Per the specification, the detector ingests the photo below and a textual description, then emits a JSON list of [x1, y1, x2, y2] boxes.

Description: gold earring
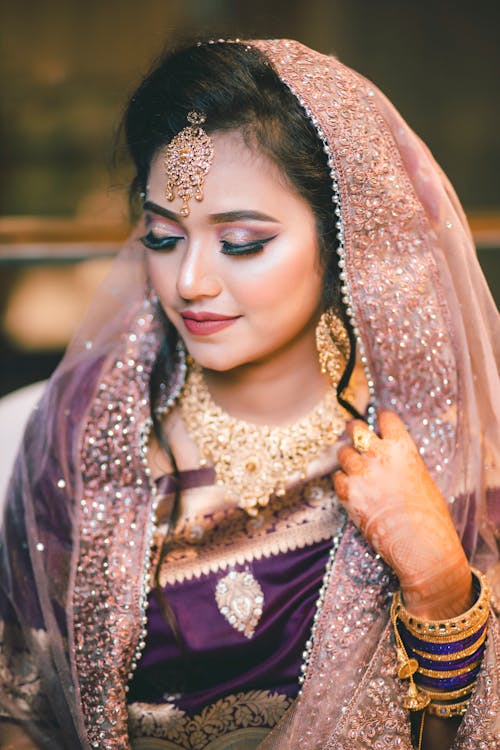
[[315, 309, 351, 390]]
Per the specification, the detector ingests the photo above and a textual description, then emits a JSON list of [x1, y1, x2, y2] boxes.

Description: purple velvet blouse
[[127, 467, 344, 731]]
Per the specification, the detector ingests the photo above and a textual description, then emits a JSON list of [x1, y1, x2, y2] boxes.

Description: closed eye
[[140, 231, 183, 251], [221, 235, 277, 256]]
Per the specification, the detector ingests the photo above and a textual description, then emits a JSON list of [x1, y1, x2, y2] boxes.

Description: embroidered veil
[[0, 39, 498, 749]]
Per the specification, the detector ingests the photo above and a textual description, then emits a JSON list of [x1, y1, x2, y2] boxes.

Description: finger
[[377, 410, 409, 441], [346, 419, 370, 439], [346, 419, 381, 455], [333, 471, 368, 533], [337, 445, 368, 475], [332, 469, 349, 501]]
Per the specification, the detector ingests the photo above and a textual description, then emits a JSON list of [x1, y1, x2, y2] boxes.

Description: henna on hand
[[333, 410, 473, 619]]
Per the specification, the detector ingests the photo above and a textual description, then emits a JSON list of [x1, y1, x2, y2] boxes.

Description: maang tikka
[[164, 111, 215, 217]]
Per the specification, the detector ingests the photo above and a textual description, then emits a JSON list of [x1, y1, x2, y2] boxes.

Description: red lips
[[180, 311, 240, 335]]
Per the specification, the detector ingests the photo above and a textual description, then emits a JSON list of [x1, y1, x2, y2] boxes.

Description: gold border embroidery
[[128, 689, 293, 750], [155, 477, 344, 586]]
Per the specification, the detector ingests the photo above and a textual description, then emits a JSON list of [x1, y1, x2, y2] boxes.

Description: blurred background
[[1, 0, 499, 397]]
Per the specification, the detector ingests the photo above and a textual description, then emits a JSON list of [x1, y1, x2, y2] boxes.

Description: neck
[[201, 329, 329, 425]]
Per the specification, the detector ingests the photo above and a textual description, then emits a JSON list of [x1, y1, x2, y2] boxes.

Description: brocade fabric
[[127, 470, 345, 747]]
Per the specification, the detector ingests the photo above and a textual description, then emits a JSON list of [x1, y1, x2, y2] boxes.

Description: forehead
[[146, 129, 303, 218]]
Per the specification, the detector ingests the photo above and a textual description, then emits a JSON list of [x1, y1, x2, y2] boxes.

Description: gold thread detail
[[128, 689, 293, 749], [155, 477, 344, 586]]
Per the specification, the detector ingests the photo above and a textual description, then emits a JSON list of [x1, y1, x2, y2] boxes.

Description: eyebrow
[[143, 200, 278, 225], [209, 210, 278, 224]]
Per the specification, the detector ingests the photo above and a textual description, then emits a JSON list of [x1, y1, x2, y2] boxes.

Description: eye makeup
[[220, 236, 277, 256], [142, 199, 279, 255], [141, 231, 183, 251]]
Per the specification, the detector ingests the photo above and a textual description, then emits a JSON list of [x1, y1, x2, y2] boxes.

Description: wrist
[[401, 561, 473, 620]]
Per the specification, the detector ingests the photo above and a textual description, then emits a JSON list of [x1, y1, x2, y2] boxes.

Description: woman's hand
[[333, 410, 473, 619]]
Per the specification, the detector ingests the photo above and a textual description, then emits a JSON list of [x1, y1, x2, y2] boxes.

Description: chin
[[184, 346, 245, 372], [185, 342, 271, 374]]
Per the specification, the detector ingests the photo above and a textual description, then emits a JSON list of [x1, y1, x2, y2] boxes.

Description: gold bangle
[[405, 617, 488, 644], [393, 569, 490, 639], [403, 607, 489, 642], [426, 699, 470, 718], [411, 628, 487, 662], [423, 682, 476, 701], [416, 657, 483, 679]]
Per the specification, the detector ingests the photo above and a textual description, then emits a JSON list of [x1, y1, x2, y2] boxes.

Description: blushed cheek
[[235, 244, 321, 312], [147, 257, 177, 308]]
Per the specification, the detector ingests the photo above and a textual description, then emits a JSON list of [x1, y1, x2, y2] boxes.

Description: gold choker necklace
[[178, 364, 349, 516]]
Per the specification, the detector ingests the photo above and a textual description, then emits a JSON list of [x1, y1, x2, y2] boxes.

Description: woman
[[0, 39, 498, 750]]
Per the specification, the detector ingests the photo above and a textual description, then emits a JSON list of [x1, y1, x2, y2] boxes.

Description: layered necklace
[[178, 363, 349, 516]]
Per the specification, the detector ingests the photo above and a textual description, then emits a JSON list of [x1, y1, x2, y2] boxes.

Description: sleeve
[[0, 459, 52, 729]]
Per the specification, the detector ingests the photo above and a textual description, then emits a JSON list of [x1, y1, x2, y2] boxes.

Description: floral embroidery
[[128, 689, 293, 749], [330, 621, 412, 749], [74, 296, 161, 749]]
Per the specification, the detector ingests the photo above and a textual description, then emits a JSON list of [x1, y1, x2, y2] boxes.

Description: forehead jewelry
[[163, 111, 214, 217]]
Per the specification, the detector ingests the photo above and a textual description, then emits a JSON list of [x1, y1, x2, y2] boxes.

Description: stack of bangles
[[390, 568, 490, 719]]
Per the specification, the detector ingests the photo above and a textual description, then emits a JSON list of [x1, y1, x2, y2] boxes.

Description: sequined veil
[[0, 39, 498, 749]]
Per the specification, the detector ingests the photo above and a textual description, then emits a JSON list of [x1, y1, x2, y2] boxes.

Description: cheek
[[147, 255, 177, 304], [233, 242, 322, 315]]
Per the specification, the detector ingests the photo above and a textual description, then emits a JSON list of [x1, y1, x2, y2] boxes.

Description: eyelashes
[[140, 231, 277, 256], [140, 232, 182, 251], [220, 237, 276, 255]]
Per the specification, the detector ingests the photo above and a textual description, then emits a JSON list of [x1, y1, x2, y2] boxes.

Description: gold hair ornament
[[164, 111, 214, 217]]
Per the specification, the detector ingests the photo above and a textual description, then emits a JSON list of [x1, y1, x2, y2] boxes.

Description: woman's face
[[144, 130, 324, 373]]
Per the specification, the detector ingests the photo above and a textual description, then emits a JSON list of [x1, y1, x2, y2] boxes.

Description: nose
[[176, 241, 222, 301]]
